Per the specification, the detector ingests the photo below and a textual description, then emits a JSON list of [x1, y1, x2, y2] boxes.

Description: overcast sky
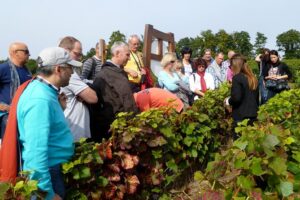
[[0, 0, 299, 59]]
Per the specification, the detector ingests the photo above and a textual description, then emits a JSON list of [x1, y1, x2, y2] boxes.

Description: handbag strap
[[130, 51, 143, 72]]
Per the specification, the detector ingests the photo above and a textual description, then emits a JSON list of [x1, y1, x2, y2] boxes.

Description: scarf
[[197, 71, 207, 92], [8, 60, 20, 102]]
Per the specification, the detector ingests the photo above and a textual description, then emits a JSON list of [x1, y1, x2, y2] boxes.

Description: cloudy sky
[[0, 0, 299, 59]]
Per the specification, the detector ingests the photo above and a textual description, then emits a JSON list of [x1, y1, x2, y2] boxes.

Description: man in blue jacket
[[17, 47, 82, 200], [0, 42, 32, 139]]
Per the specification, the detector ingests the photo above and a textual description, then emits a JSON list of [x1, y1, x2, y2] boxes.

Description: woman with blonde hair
[[158, 53, 190, 106], [224, 54, 259, 135]]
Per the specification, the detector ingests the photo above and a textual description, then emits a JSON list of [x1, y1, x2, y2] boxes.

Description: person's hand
[[58, 93, 67, 110], [0, 104, 10, 112], [140, 68, 146, 75], [52, 194, 62, 200], [129, 70, 138, 78]]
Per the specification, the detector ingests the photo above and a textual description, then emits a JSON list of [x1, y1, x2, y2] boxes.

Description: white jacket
[[189, 72, 215, 100]]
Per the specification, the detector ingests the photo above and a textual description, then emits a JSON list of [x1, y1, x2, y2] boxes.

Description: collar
[[107, 60, 121, 68], [36, 75, 60, 94]]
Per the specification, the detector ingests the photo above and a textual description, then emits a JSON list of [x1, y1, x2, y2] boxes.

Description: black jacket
[[229, 73, 259, 121], [90, 61, 138, 138], [262, 62, 292, 80]]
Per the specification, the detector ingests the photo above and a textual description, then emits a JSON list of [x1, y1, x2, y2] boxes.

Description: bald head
[[9, 42, 28, 54], [9, 42, 30, 66]]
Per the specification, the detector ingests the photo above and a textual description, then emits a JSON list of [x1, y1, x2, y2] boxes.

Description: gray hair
[[128, 34, 140, 44], [37, 66, 56, 76], [110, 41, 128, 56]]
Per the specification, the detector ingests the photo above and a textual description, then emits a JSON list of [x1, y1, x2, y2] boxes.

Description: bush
[[203, 89, 300, 199]]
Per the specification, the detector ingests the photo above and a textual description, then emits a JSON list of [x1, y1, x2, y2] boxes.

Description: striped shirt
[[81, 56, 102, 81]]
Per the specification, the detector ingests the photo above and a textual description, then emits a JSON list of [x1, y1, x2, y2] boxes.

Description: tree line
[[1, 29, 300, 73]]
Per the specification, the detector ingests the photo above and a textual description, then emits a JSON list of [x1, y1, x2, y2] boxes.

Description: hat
[[37, 47, 82, 68]]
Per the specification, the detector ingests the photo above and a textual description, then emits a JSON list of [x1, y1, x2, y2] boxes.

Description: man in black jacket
[[91, 42, 139, 141]]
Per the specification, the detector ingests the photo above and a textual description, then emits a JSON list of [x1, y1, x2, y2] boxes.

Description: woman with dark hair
[[180, 47, 195, 77], [189, 58, 215, 100], [263, 50, 292, 101], [224, 54, 259, 133], [255, 48, 270, 104]]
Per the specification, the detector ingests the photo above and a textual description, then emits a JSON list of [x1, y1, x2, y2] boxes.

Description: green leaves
[[269, 156, 287, 176], [263, 134, 280, 149], [237, 175, 255, 190], [280, 181, 293, 197], [250, 157, 264, 176]]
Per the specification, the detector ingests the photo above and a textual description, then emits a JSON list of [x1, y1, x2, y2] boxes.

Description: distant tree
[[138, 34, 144, 53], [200, 30, 217, 55], [276, 29, 300, 58], [25, 59, 37, 75], [253, 32, 267, 55], [231, 31, 253, 57], [176, 37, 194, 58], [83, 48, 96, 61], [107, 30, 126, 59], [215, 29, 235, 56], [0, 59, 7, 64]]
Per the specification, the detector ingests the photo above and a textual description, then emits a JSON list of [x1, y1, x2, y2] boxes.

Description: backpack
[[0, 79, 32, 182]]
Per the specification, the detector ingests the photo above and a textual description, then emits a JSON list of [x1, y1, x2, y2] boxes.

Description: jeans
[[259, 76, 268, 105], [31, 164, 65, 200], [49, 164, 65, 198]]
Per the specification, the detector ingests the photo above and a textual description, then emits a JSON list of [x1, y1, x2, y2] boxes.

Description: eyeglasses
[[16, 49, 30, 55], [71, 51, 83, 58], [198, 65, 206, 68]]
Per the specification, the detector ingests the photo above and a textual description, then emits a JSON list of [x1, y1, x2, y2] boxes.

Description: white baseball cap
[[37, 47, 82, 68]]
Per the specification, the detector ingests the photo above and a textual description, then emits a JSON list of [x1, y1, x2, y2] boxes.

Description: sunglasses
[[170, 60, 176, 64], [16, 49, 30, 55]]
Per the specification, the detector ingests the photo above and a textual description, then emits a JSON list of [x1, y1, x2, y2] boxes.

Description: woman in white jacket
[[189, 58, 215, 100]]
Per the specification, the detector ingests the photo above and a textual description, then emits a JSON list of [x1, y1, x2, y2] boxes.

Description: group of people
[[0, 34, 292, 199]]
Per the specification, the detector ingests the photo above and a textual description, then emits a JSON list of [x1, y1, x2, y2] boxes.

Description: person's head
[[227, 50, 235, 60], [111, 41, 130, 67], [128, 35, 141, 53], [173, 60, 183, 71], [8, 42, 30, 66], [230, 54, 258, 90], [58, 36, 83, 61], [36, 47, 82, 87], [260, 48, 270, 62], [203, 49, 212, 61], [269, 50, 280, 64], [215, 52, 224, 65], [161, 52, 177, 71], [193, 57, 207, 73], [180, 47, 192, 61]]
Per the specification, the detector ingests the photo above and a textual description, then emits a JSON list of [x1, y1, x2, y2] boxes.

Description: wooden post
[[99, 39, 106, 64]]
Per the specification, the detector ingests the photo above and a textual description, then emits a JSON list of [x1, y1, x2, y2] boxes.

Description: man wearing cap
[[58, 36, 98, 142], [17, 47, 81, 200], [0, 42, 32, 139]]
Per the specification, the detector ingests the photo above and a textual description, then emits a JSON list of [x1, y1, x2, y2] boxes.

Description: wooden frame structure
[[98, 39, 107, 64], [142, 24, 175, 67]]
